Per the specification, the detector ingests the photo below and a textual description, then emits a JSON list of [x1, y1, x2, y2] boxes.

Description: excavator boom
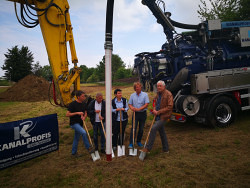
[[8, 0, 81, 107]]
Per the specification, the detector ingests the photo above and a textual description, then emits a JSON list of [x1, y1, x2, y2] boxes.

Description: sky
[[0, 0, 207, 77]]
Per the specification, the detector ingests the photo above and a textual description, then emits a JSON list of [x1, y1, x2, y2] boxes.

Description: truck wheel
[[208, 96, 237, 128]]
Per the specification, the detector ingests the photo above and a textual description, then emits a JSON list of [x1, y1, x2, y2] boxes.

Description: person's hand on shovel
[[116, 108, 125, 111], [152, 110, 158, 116], [98, 114, 104, 120], [81, 114, 86, 121]]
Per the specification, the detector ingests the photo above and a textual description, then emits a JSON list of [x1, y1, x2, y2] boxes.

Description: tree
[[114, 67, 132, 80], [79, 65, 95, 83], [86, 71, 99, 83], [238, 0, 250, 20], [40, 65, 52, 81], [2, 45, 34, 82], [96, 54, 126, 81], [197, 0, 250, 21], [32, 61, 42, 76]]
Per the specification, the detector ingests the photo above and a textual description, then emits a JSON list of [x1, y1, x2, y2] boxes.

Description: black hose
[[24, 0, 54, 12], [169, 18, 200, 30], [45, 3, 65, 27], [22, 4, 37, 21], [105, 0, 114, 47], [15, 3, 38, 28], [25, 4, 47, 17]]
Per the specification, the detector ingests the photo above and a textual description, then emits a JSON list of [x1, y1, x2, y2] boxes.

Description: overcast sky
[[0, 0, 207, 77]]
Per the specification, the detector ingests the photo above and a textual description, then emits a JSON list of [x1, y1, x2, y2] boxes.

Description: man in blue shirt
[[112, 89, 129, 150], [128, 82, 150, 148]]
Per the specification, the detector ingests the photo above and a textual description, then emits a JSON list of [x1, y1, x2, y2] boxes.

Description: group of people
[[66, 81, 173, 158]]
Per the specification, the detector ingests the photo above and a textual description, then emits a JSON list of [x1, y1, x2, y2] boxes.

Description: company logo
[[0, 120, 51, 151], [14, 121, 36, 140], [241, 30, 250, 43]]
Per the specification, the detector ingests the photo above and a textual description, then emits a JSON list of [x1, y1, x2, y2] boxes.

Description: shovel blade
[[91, 151, 100, 161], [117, 145, 125, 157], [129, 148, 137, 156], [139, 151, 147, 161]]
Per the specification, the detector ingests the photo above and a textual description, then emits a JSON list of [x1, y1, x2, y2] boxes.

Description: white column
[[105, 48, 112, 161]]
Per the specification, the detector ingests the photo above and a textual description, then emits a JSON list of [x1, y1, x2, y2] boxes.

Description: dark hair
[[114, 89, 122, 95], [75, 90, 85, 98]]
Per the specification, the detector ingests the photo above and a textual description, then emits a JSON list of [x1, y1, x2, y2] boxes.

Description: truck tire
[[207, 96, 237, 128]]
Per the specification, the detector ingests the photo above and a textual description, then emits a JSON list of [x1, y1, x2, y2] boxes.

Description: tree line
[[1, 45, 132, 83], [197, 0, 250, 21]]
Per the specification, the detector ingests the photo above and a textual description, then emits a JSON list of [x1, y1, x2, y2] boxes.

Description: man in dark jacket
[[112, 89, 128, 150], [88, 93, 106, 153], [140, 80, 173, 154]]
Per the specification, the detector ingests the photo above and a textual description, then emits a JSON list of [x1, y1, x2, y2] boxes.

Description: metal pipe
[[104, 0, 114, 161]]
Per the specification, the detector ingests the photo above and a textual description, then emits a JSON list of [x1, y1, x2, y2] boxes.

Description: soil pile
[[0, 74, 51, 102]]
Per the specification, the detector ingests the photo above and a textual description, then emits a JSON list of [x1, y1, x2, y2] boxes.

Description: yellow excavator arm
[[7, 0, 80, 107]]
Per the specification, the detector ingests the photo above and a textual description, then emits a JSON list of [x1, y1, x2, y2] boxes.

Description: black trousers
[[130, 111, 147, 144], [112, 120, 128, 146]]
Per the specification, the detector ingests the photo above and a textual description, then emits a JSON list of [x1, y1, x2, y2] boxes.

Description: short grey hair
[[96, 93, 103, 97], [157, 80, 165, 86]]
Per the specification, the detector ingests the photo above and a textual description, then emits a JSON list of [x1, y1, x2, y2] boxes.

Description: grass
[[0, 87, 9, 93], [0, 79, 12, 86], [0, 101, 20, 109], [0, 86, 250, 187], [112, 82, 132, 86]]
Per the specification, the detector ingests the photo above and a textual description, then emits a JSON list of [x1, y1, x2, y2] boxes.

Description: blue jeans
[[70, 123, 90, 155], [93, 122, 105, 150]]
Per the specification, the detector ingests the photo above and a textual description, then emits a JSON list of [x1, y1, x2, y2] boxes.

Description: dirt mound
[[0, 74, 51, 102]]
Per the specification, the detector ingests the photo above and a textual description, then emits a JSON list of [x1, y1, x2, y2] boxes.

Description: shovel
[[82, 120, 100, 162], [129, 111, 137, 156], [139, 115, 156, 161], [99, 114, 115, 158], [117, 110, 125, 157]]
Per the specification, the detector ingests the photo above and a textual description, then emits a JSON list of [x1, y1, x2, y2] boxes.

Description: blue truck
[[134, 0, 250, 127]]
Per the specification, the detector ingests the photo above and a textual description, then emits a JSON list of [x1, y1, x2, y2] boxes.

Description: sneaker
[[101, 149, 106, 154], [128, 144, 133, 149], [137, 142, 143, 147], [163, 150, 169, 154]]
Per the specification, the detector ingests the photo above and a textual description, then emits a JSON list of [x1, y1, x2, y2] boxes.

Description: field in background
[[0, 85, 249, 187]]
